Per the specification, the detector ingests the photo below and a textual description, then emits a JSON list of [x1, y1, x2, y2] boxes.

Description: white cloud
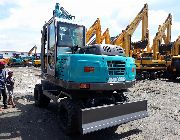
[[0, 0, 180, 52], [0, 0, 11, 5]]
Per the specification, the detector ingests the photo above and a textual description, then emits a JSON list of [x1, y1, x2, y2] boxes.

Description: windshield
[[57, 22, 85, 48]]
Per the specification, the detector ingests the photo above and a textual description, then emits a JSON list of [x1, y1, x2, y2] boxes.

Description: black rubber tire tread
[[58, 98, 80, 135], [34, 84, 50, 107], [34, 84, 39, 106]]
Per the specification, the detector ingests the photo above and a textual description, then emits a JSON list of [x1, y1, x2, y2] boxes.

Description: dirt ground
[[0, 67, 179, 140]]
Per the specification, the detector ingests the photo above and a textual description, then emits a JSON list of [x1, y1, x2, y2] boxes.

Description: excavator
[[27, 45, 41, 67], [172, 35, 180, 56], [33, 2, 148, 135], [111, 4, 172, 79], [143, 13, 180, 80], [86, 18, 111, 45], [135, 13, 172, 79], [166, 35, 180, 79], [8, 53, 26, 67], [110, 3, 164, 79]]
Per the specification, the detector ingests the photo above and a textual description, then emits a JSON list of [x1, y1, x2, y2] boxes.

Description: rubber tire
[[34, 84, 50, 107], [58, 99, 80, 135]]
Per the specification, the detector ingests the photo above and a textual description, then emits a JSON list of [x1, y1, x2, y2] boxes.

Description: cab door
[[47, 20, 56, 76]]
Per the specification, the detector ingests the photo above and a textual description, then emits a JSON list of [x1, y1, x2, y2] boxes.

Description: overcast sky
[[0, 0, 180, 52]]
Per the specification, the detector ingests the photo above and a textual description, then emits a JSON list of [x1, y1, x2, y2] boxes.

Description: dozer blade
[[80, 100, 148, 134]]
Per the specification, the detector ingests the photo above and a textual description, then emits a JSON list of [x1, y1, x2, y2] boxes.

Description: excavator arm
[[28, 45, 37, 56], [100, 28, 111, 44], [86, 18, 111, 45], [152, 13, 172, 59], [53, 3, 75, 20], [111, 3, 149, 56], [111, 31, 125, 46], [86, 18, 101, 44], [126, 4, 148, 36]]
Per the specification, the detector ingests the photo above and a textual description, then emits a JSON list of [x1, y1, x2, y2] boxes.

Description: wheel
[[150, 72, 157, 80], [114, 92, 129, 103], [34, 84, 50, 107], [144, 72, 149, 79], [58, 98, 80, 135], [171, 75, 177, 80], [136, 72, 141, 80]]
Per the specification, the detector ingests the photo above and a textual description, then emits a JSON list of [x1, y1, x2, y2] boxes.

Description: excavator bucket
[[80, 100, 148, 134]]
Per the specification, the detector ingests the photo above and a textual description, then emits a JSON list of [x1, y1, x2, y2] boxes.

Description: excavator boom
[[86, 18, 111, 45], [111, 3, 149, 56], [100, 28, 111, 44], [86, 18, 101, 44], [152, 13, 172, 59], [28, 45, 37, 56]]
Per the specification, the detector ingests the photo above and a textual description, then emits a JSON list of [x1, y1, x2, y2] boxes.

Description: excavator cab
[[41, 18, 86, 75]]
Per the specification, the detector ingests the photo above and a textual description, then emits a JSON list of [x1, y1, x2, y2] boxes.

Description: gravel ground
[[0, 67, 179, 140]]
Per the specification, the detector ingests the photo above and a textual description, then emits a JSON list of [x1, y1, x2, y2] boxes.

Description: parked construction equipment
[[109, 4, 165, 79], [172, 35, 180, 56], [136, 14, 172, 80], [166, 35, 180, 79], [86, 18, 111, 45], [0, 54, 9, 65], [34, 3, 148, 135], [166, 55, 180, 79], [28, 45, 41, 67], [152, 13, 172, 60], [8, 54, 27, 67]]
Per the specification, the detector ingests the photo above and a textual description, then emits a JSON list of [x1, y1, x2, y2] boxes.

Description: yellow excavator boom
[[86, 18, 111, 45], [100, 28, 111, 44], [28, 45, 37, 56], [86, 18, 101, 44], [111, 3, 149, 56], [152, 13, 172, 59]]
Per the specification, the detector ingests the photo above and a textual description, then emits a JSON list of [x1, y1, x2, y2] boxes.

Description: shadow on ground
[[0, 95, 142, 140]]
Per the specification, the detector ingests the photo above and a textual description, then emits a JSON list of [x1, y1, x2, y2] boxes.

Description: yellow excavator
[[172, 35, 180, 56], [110, 3, 162, 79], [28, 45, 41, 67], [86, 18, 111, 45], [166, 35, 180, 79], [135, 13, 172, 79], [110, 4, 172, 80]]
